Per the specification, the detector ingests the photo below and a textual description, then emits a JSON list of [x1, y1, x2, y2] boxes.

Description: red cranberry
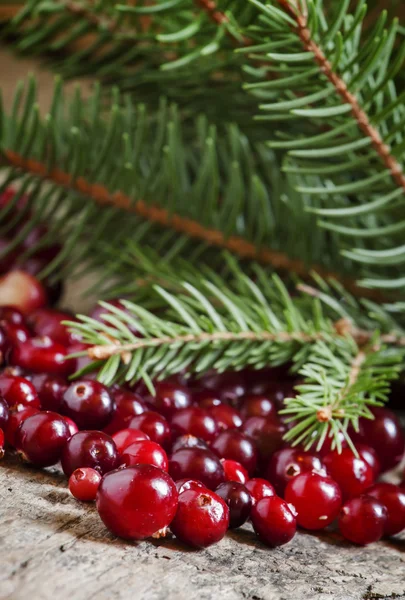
[[240, 394, 278, 420], [169, 447, 225, 490], [112, 428, 150, 454], [171, 434, 209, 453], [170, 407, 218, 443], [1, 320, 30, 345], [5, 406, 39, 446], [211, 429, 258, 475], [339, 496, 387, 545], [245, 478, 276, 507], [170, 488, 229, 547], [242, 416, 285, 462], [356, 444, 381, 479], [324, 448, 374, 500], [61, 431, 119, 477], [128, 411, 171, 449], [27, 308, 76, 346], [121, 440, 168, 471], [353, 407, 405, 471], [266, 448, 326, 496], [0, 427, 4, 458], [285, 472, 342, 530], [215, 481, 252, 528], [15, 411, 70, 467], [10, 336, 74, 377], [175, 479, 207, 494], [0, 325, 11, 360], [148, 380, 192, 418], [60, 380, 114, 430], [69, 467, 102, 502], [207, 404, 242, 431], [367, 483, 405, 536], [193, 390, 222, 409], [221, 459, 249, 484], [63, 416, 79, 437], [104, 388, 147, 434], [31, 374, 67, 412], [0, 270, 47, 314], [0, 395, 9, 430], [217, 377, 247, 406], [251, 496, 297, 547], [317, 431, 347, 457], [97, 465, 178, 540], [0, 374, 40, 410]]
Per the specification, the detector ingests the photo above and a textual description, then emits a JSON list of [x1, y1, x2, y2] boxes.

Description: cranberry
[[215, 481, 252, 528], [0, 270, 47, 314], [170, 488, 229, 547], [27, 308, 76, 345], [324, 448, 374, 500], [221, 459, 249, 484], [266, 448, 326, 496], [10, 336, 74, 377], [245, 478, 276, 507], [148, 380, 192, 418], [317, 431, 347, 457], [31, 374, 67, 412], [112, 428, 150, 454], [193, 390, 222, 409], [61, 431, 119, 477], [97, 464, 178, 540], [1, 320, 30, 345], [353, 407, 405, 471], [285, 472, 342, 530], [175, 479, 207, 494], [0, 395, 9, 430], [0, 427, 4, 458], [0, 374, 40, 410], [169, 447, 225, 490], [15, 411, 70, 467], [60, 380, 114, 430], [218, 377, 247, 406], [207, 404, 242, 431], [5, 406, 39, 446], [367, 483, 405, 536], [242, 416, 285, 463], [211, 429, 258, 475], [0, 326, 11, 361], [69, 467, 102, 502], [171, 434, 209, 453], [251, 496, 297, 547], [121, 440, 168, 471], [128, 411, 171, 449], [170, 407, 218, 443], [339, 496, 387, 545], [240, 394, 278, 420], [63, 416, 79, 437], [356, 444, 381, 479], [103, 388, 147, 434]]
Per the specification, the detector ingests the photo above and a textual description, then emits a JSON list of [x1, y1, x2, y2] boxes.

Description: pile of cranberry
[[0, 191, 404, 550]]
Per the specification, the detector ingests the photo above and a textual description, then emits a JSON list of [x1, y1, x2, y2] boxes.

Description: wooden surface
[[1, 47, 405, 600]]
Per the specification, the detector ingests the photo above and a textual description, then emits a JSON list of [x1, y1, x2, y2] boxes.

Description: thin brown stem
[[194, 0, 252, 45]]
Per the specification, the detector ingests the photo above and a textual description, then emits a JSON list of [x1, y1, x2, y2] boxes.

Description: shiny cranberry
[[97, 464, 178, 540], [170, 488, 229, 547], [0, 374, 40, 410], [245, 478, 276, 507], [0, 395, 9, 430], [324, 448, 374, 500], [240, 394, 278, 420], [193, 390, 222, 409], [0, 326, 11, 361], [31, 374, 67, 412], [242, 416, 285, 463], [169, 447, 225, 490], [112, 428, 150, 454], [339, 496, 387, 545], [63, 416, 79, 437], [215, 481, 252, 529], [170, 407, 218, 443], [171, 434, 209, 453], [0, 270, 47, 314], [367, 483, 405, 536], [356, 444, 381, 479], [104, 388, 147, 434], [266, 448, 326, 496], [27, 308, 76, 345], [221, 458, 249, 484], [285, 472, 342, 530], [0, 427, 4, 458], [147, 381, 192, 418], [0, 306, 27, 329], [1, 321, 30, 346], [251, 496, 297, 547], [61, 431, 119, 477], [120, 440, 168, 471], [69, 467, 102, 501], [175, 479, 207, 494], [5, 406, 39, 446], [10, 336, 74, 377], [207, 404, 242, 431], [60, 380, 114, 430], [128, 411, 171, 449], [90, 300, 140, 336], [211, 429, 258, 475], [353, 408, 405, 471], [218, 377, 247, 406], [15, 411, 70, 467]]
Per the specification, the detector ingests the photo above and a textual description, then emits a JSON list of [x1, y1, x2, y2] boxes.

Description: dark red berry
[[60, 380, 114, 430], [0, 427, 4, 458], [169, 447, 225, 490], [0, 374, 40, 411], [61, 431, 119, 477], [171, 434, 209, 453], [266, 448, 326, 496], [0, 325, 11, 360], [324, 448, 374, 500], [285, 472, 342, 530], [356, 444, 381, 479], [128, 411, 171, 449], [367, 483, 405, 536], [15, 411, 70, 467], [175, 479, 207, 494], [120, 440, 168, 471], [0, 306, 26, 327], [1, 320, 30, 345], [97, 465, 178, 540], [339, 496, 387, 545], [207, 404, 242, 431], [215, 481, 252, 528], [0, 270, 47, 314], [221, 458, 249, 484], [27, 308, 76, 346], [0, 394, 9, 430], [148, 380, 192, 418], [170, 407, 218, 443], [170, 488, 229, 548], [10, 336, 74, 377], [63, 416, 79, 437], [245, 478, 276, 507], [103, 388, 147, 434], [251, 496, 297, 547], [211, 429, 258, 475], [112, 428, 150, 454], [240, 394, 278, 421], [242, 416, 286, 463], [193, 390, 222, 409], [31, 374, 67, 412], [316, 431, 347, 458], [5, 406, 39, 446], [69, 468, 102, 502]]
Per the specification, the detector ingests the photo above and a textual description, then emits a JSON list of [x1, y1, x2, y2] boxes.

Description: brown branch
[[194, 0, 251, 45], [277, 0, 405, 192]]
